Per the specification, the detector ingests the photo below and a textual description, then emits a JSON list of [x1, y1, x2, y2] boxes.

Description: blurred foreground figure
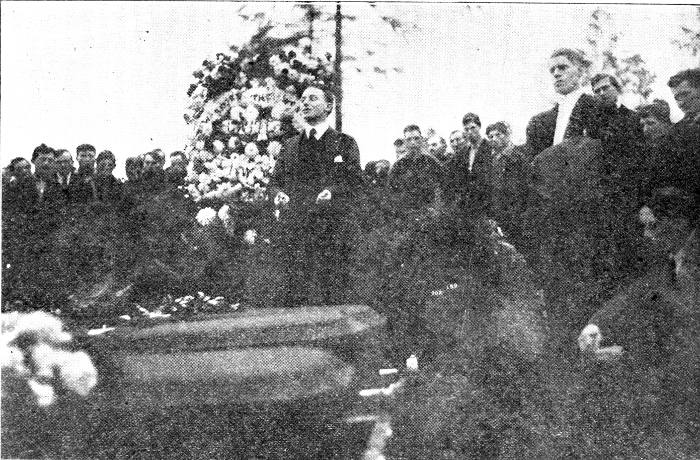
[[576, 188, 699, 458], [2, 311, 98, 458]]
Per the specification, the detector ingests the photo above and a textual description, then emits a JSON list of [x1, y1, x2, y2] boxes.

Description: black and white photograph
[[1, 2, 698, 458]]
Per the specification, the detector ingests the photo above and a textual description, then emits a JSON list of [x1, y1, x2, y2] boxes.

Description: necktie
[[309, 128, 317, 140]]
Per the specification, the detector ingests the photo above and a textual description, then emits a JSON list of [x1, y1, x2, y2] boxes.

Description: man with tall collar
[[269, 84, 363, 308], [526, 48, 602, 156]]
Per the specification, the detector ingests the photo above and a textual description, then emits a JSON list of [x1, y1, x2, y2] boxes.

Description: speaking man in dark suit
[[526, 48, 602, 157], [269, 84, 363, 307]]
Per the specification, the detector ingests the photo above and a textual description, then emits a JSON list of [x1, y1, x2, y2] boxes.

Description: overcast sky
[[1, 2, 698, 175]]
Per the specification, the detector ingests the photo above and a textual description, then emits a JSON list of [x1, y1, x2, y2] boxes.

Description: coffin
[[4, 305, 388, 458]]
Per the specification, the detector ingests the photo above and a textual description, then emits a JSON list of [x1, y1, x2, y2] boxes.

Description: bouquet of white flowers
[[183, 28, 334, 206]]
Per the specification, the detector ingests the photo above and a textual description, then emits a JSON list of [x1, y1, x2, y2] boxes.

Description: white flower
[[270, 103, 286, 121], [244, 142, 260, 159], [218, 204, 231, 222], [267, 141, 282, 159], [192, 85, 207, 99], [58, 350, 98, 397], [298, 37, 312, 49], [195, 140, 206, 150], [269, 55, 282, 67], [243, 105, 259, 123], [243, 229, 257, 245], [212, 140, 225, 154], [229, 105, 243, 122], [198, 172, 212, 185], [201, 122, 213, 136], [220, 119, 234, 134], [196, 207, 218, 226]]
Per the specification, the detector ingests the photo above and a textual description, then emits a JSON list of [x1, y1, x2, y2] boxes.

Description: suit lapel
[[323, 128, 341, 162]]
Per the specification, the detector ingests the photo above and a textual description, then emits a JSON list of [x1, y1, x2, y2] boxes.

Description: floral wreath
[[182, 28, 335, 206]]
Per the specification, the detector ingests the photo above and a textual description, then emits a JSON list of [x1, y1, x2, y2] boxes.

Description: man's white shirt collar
[[553, 87, 586, 145], [304, 120, 330, 140]]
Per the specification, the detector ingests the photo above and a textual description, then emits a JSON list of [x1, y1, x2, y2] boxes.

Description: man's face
[[96, 158, 116, 177], [14, 160, 32, 178], [77, 149, 96, 171], [299, 87, 331, 124], [403, 129, 423, 156], [463, 122, 481, 144], [640, 115, 669, 140], [449, 131, 467, 153], [395, 144, 407, 160], [143, 154, 159, 173], [549, 55, 583, 96], [592, 77, 620, 107], [33, 153, 56, 178], [126, 162, 142, 181], [170, 154, 188, 170], [671, 80, 700, 117], [153, 150, 166, 168], [487, 130, 510, 152], [427, 136, 446, 157], [56, 152, 74, 176]]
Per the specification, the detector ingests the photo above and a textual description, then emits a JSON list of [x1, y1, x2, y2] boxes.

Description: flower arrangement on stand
[[183, 29, 335, 213]]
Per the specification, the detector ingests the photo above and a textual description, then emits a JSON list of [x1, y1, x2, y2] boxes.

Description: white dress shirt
[[467, 138, 484, 172], [553, 87, 586, 146], [304, 119, 330, 140]]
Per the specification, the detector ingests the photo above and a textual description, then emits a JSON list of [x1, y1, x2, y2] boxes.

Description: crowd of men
[[367, 69, 696, 237], [360, 51, 699, 349], [2, 146, 191, 214], [2, 50, 698, 334]]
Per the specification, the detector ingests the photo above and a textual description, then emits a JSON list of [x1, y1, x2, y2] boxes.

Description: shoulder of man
[[530, 105, 557, 124]]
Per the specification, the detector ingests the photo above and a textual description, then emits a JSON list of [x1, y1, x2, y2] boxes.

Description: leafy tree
[[234, 3, 419, 130], [586, 8, 655, 102], [673, 6, 700, 60]]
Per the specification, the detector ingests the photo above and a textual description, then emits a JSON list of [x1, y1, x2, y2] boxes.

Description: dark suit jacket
[[387, 152, 444, 213], [269, 128, 363, 214], [526, 93, 603, 157], [644, 115, 700, 222], [443, 140, 493, 215]]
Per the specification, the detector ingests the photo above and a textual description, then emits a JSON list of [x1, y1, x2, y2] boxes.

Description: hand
[[274, 191, 290, 207], [316, 189, 332, 204], [577, 324, 602, 354], [638, 205, 656, 225]]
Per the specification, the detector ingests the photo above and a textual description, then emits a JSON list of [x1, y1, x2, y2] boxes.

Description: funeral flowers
[[183, 29, 334, 205]]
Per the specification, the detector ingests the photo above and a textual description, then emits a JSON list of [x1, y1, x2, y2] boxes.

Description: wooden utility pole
[[334, 2, 343, 132]]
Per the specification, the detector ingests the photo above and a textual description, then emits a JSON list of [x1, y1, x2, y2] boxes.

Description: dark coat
[[443, 140, 493, 215], [387, 152, 444, 213], [526, 93, 603, 157], [644, 115, 700, 222], [68, 172, 98, 204], [95, 175, 124, 204], [268, 128, 363, 306], [269, 128, 363, 214]]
